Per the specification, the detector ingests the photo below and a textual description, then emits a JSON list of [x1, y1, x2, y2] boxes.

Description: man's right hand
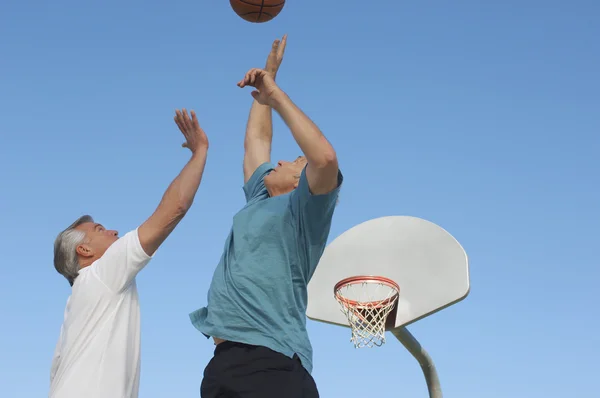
[[174, 109, 209, 153], [237, 68, 283, 107], [265, 34, 287, 78]]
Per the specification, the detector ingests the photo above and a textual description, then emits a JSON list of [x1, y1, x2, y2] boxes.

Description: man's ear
[[76, 243, 94, 258]]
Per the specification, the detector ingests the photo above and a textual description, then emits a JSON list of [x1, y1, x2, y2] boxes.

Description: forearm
[[158, 150, 208, 214], [243, 100, 273, 181], [270, 90, 335, 166], [245, 100, 273, 145], [138, 149, 208, 256]]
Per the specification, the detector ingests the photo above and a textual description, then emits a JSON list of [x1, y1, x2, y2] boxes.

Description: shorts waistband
[[213, 341, 302, 364]]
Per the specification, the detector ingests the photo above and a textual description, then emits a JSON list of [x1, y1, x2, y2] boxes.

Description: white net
[[335, 277, 399, 348]]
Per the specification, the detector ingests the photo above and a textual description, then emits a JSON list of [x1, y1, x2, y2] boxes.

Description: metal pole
[[391, 327, 442, 398]]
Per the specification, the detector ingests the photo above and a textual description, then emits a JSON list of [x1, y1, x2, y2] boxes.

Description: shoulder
[[70, 266, 114, 297], [243, 162, 275, 203], [94, 230, 150, 264], [86, 229, 150, 292], [290, 167, 343, 214]]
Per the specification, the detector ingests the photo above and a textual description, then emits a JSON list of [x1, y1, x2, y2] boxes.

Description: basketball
[[230, 0, 285, 23]]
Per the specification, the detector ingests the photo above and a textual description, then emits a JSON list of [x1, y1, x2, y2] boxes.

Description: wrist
[[268, 88, 288, 109], [190, 146, 208, 160], [266, 69, 277, 80]]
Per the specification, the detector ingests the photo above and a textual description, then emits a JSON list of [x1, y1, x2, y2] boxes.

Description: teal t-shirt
[[190, 162, 343, 373]]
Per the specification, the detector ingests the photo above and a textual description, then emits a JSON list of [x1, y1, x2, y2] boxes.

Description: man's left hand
[[265, 34, 287, 78]]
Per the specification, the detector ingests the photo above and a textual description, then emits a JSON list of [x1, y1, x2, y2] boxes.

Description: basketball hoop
[[334, 276, 400, 348]]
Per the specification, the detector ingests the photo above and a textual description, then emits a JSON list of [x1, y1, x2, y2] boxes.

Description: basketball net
[[334, 276, 400, 348]]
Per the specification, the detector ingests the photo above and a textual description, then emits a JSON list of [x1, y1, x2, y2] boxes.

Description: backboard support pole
[[391, 327, 442, 398]]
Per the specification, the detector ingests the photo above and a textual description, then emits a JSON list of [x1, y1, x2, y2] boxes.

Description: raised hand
[[237, 68, 281, 106], [174, 109, 209, 153], [265, 34, 287, 78]]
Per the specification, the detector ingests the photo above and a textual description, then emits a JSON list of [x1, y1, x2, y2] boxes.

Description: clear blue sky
[[1, 0, 598, 397]]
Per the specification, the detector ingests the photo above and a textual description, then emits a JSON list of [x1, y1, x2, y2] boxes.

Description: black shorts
[[201, 341, 319, 398]]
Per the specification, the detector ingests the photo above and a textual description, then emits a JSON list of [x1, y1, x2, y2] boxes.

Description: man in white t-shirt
[[49, 109, 209, 398]]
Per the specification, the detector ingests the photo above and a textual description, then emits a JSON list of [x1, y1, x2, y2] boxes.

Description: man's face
[[75, 222, 119, 261], [264, 156, 308, 196]]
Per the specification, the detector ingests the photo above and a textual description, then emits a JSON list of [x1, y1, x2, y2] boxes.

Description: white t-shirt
[[49, 229, 152, 398]]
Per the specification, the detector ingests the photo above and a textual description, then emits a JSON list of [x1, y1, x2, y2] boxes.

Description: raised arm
[[138, 109, 209, 256], [243, 35, 287, 183], [238, 69, 338, 195]]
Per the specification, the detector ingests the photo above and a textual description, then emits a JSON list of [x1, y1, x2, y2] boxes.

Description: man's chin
[[264, 174, 275, 184]]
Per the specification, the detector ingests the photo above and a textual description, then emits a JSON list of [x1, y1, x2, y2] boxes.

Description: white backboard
[[306, 216, 470, 329]]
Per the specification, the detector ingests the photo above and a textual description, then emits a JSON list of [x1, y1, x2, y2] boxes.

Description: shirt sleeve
[[243, 162, 275, 203], [289, 166, 344, 245], [49, 326, 63, 383], [91, 228, 153, 293]]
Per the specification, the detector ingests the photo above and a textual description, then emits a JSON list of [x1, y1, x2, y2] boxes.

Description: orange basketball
[[230, 0, 285, 23]]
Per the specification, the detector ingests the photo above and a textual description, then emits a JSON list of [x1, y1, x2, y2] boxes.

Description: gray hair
[[54, 215, 94, 286]]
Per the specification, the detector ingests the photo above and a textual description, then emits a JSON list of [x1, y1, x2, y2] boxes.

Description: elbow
[[174, 200, 192, 218], [160, 191, 192, 221], [312, 148, 338, 169], [323, 149, 337, 166]]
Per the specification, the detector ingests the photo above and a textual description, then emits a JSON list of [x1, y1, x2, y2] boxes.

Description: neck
[[78, 256, 98, 270]]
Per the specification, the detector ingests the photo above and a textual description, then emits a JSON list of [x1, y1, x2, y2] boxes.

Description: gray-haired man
[[49, 109, 208, 398]]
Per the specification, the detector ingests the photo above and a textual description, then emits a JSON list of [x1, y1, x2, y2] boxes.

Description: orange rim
[[334, 275, 400, 309]]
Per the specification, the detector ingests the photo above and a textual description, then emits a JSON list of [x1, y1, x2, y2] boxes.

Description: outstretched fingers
[[271, 38, 280, 51], [174, 110, 185, 132], [278, 34, 287, 59], [174, 108, 194, 148], [190, 110, 199, 128]]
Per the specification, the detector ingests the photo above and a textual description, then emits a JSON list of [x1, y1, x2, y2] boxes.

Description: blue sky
[[1, 0, 598, 397]]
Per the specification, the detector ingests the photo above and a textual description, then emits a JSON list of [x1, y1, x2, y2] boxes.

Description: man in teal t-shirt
[[190, 36, 342, 398]]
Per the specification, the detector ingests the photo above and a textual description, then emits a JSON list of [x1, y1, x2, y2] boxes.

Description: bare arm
[[270, 90, 339, 195], [243, 101, 272, 183], [138, 152, 206, 256], [243, 35, 287, 183], [138, 109, 209, 256], [238, 67, 338, 195]]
